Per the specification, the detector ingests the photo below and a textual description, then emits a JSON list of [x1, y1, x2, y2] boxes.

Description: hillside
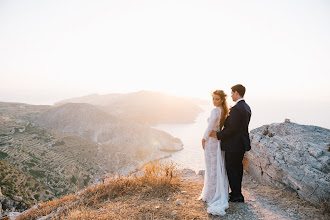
[[55, 91, 205, 125], [34, 103, 183, 152], [11, 162, 329, 220], [0, 102, 183, 214], [0, 116, 99, 210], [0, 160, 50, 212]]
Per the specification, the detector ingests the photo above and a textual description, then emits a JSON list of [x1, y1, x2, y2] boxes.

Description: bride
[[199, 90, 229, 216]]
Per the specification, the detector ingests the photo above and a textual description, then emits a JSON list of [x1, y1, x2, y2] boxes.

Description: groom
[[210, 84, 251, 202]]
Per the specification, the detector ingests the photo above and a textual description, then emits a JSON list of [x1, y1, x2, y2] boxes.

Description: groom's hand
[[209, 131, 217, 138]]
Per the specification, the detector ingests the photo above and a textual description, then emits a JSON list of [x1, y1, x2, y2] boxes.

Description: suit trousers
[[225, 151, 245, 197]]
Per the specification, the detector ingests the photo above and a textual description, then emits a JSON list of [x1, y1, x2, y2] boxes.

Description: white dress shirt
[[234, 98, 244, 106]]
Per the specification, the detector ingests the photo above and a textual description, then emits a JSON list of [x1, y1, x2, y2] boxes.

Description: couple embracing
[[199, 84, 251, 216]]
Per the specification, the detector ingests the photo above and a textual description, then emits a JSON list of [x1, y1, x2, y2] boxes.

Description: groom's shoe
[[229, 195, 244, 203]]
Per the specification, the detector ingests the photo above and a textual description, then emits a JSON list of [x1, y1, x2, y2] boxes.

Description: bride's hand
[[202, 139, 206, 150], [209, 131, 217, 138]]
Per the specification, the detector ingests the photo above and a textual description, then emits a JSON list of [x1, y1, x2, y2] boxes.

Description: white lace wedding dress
[[199, 107, 229, 216]]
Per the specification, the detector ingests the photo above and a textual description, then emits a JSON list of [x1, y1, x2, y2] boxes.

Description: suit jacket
[[216, 100, 251, 152]]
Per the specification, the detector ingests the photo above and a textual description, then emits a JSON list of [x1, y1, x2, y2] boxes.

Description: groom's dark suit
[[216, 99, 251, 200]]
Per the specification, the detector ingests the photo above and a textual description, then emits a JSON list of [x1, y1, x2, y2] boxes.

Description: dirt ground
[[182, 169, 329, 220], [6, 166, 329, 220]]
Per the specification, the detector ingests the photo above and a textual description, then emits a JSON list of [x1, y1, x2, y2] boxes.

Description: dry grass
[[16, 161, 187, 220], [13, 164, 330, 220], [318, 195, 330, 214], [246, 181, 330, 219]]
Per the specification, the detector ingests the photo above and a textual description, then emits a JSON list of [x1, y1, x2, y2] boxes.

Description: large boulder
[[246, 122, 330, 205]]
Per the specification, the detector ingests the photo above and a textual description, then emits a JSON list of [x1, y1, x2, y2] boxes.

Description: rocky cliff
[[246, 122, 330, 205]]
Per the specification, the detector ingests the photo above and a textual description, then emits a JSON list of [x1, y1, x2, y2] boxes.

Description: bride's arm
[[203, 108, 218, 141]]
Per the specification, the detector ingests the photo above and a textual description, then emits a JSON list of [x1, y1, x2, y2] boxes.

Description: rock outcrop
[[246, 122, 330, 205], [0, 187, 27, 216]]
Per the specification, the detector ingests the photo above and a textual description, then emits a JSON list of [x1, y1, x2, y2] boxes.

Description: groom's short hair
[[231, 84, 246, 97]]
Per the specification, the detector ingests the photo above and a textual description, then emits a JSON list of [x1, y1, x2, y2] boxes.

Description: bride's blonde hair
[[212, 90, 229, 130]]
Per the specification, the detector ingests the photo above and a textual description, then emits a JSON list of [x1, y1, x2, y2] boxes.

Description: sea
[[154, 100, 330, 173]]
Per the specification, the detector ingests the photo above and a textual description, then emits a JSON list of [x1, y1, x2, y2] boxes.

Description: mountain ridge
[[54, 90, 205, 125]]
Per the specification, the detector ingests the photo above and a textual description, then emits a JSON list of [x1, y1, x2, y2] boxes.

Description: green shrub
[[0, 151, 8, 159], [29, 170, 46, 178], [34, 194, 40, 200], [71, 175, 77, 184]]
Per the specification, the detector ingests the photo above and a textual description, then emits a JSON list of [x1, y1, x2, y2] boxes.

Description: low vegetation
[[17, 161, 182, 220], [7, 161, 330, 220], [0, 151, 8, 159], [0, 160, 43, 211]]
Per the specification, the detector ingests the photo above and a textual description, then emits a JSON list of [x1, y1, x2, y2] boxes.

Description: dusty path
[[181, 169, 328, 220]]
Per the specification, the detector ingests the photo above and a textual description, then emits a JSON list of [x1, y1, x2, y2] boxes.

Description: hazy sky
[[1, 0, 330, 106]]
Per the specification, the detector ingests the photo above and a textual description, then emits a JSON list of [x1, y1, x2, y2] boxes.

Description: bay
[[153, 105, 212, 173]]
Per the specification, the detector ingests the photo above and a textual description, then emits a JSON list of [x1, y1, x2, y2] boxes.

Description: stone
[[318, 155, 330, 167], [306, 155, 323, 171], [198, 170, 205, 177], [10, 128, 16, 134], [13, 196, 23, 202], [246, 122, 330, 205], [170, 210, 177, 216], [6, 211, 21, 219], [309, 148, 323, 158]]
